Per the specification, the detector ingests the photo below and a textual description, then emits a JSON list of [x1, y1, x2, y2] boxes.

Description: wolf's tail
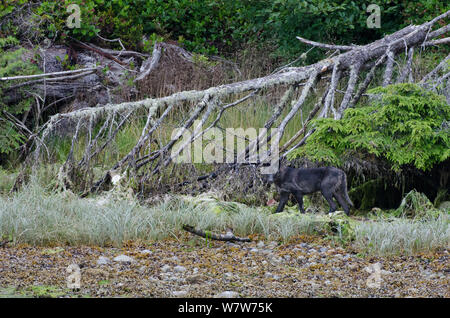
[[342, 173, 354, 207]]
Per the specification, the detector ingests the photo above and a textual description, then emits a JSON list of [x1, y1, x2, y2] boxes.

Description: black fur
[[264, 166, 353, 215]]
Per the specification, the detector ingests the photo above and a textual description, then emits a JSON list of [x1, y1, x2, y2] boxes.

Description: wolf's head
[[262, 159, 284, 184]]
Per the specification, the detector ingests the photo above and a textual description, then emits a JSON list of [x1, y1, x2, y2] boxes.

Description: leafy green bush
[[0, 38, 40, 156], [4, 0, 446, 58], [253, 0, 449, 61], [288, 83, 450, 171]]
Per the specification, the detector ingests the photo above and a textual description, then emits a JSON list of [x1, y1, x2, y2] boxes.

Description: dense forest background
[[2, 0, 447, 56]]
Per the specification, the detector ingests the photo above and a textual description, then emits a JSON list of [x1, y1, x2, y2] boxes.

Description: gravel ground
[[0, 236, 448, 298]]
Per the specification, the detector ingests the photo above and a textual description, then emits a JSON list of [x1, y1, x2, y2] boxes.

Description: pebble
[[161, 265, 171, 273], [257, 241, 265, 248], [268, 241, 278, 248], [174, 265, 186, 273], [308, 280, 320, 288], [265, 272, 280, 280], [215, 291, 240, 298], [297, 255, 307, 264], [113, 255, 134, 263], [97, 256, 111, 265], [173, 290, 188, 297], [186, 275, 204, 284], [270, 256, 283, 264]]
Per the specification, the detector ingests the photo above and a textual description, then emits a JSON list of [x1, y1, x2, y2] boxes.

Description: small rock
[[148, 277, 159, 283], [297, 255, 306, 264], [173, 290, 188, 297], [308, 280, 320, 288], [141, 249, 152, 254], [319, 247, 328, 253], [270, 256, 283, 264], [300, 243, 308, 248], [249, 248, 259, 253], [186, 275, 204, 284], [408, 288, 418, 294], [307, 262, 317, 268], [97, 256, 111, 265], [268, 241, 278, 248], [265, 272, 280, 280], [161, 265, 171, 273], [257, 241, 265, 248], [215, 291, 240, 298], [174, 265, 187, 273], [113, 254, 134, 263]]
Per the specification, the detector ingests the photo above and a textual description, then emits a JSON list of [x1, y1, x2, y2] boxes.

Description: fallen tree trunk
[[182, 225, 251, 243]]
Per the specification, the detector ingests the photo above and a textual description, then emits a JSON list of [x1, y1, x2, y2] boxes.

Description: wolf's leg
[[321, 189, 337, 213], [293, 190, 305, 213], [275, 191, 289, 213], [333, 192, 349, 215]]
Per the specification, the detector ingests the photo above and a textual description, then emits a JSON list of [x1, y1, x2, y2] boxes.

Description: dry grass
[[1, 180, 448, 256]]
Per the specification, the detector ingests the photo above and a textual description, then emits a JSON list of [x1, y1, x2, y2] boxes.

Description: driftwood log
[[182, 225, 251, 243]]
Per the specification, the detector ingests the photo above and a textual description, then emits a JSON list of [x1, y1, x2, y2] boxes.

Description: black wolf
[[265, 166, 353, 215]]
